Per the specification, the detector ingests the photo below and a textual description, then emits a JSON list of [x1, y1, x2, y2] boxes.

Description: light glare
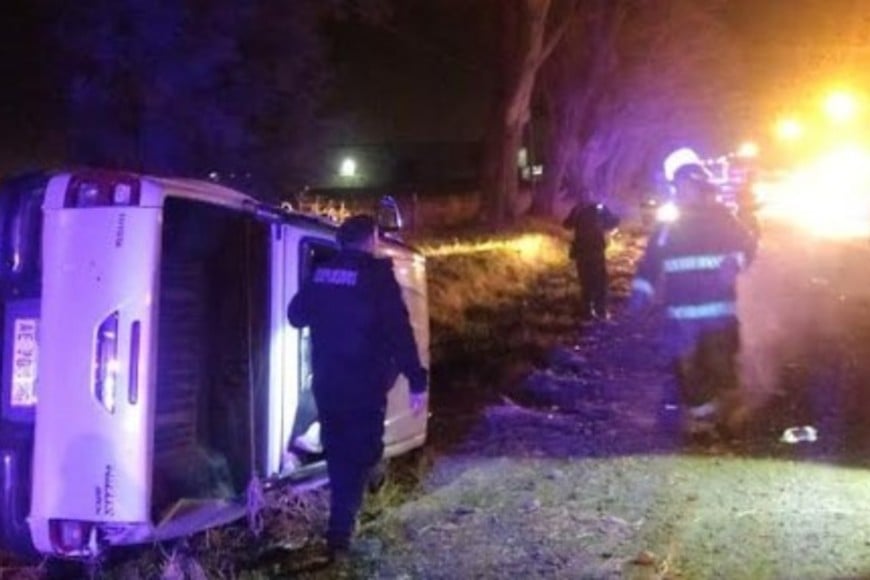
[[656, 201, 680, 223], [758, 145, 870, 238], [824, 91, 859, 123], [339, 157, 357, 178], [776, 118, 804, 142], [737, 141, 760, 158]]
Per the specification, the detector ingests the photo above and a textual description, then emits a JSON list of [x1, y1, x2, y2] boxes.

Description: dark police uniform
[[564, 202, 620, 320], [287, 247, 427, 550], [631, 203, 756, 413]]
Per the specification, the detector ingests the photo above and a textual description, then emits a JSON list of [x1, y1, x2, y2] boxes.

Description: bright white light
[[776, 118, 804, 142], [656, 201, 680, 223], [517, 147, 529, 168], [824, 91, 859, 123], [737, 141, 760, 158], [339, 157, 357, 178], [759, 144, 870, 238]]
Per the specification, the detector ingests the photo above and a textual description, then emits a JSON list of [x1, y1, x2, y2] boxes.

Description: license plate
[[10, 318, 38, 407]]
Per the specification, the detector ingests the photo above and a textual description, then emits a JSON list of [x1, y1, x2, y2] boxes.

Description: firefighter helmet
[[663, 147, 710, 182]]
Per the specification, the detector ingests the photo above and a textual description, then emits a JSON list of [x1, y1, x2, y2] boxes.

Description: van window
[[301, 238, 339, 281]]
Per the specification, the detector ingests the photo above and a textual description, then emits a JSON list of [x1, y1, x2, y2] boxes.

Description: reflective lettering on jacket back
[[313, 267, 359, 286]]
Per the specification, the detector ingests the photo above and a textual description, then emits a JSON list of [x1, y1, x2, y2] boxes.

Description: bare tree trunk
[[481, 112, 524, 224], [532, 113, 573, 216], [532, 0, 623, 216], [481, 0, 574, 225]]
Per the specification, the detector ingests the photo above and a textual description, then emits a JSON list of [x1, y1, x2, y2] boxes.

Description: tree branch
[[540, 0, 582, 64]]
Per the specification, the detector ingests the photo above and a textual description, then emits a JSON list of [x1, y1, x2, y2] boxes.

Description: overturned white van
[[0, 170, 429, 558]]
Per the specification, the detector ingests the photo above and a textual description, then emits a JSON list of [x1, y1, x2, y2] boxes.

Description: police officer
[[563, 191, 620, 322], [629, 148, 757, 434], [287, 214, 428, 557]]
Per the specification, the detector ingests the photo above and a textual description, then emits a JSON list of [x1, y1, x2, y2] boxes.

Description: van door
[[275, 227, 337, 475], [269, 222, 300, 476], [30, 174, 161, 554], [274, 230, 428, 472]]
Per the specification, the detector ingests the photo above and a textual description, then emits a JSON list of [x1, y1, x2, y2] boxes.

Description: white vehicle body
[[5, 170, 429, 557]]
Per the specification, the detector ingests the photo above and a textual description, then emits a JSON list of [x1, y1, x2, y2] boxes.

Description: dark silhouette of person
[[563, 192, 620, 321]]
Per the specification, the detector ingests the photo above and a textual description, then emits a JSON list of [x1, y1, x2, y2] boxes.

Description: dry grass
[[425, 227, 569, 352], [423, 231, 569, 341]]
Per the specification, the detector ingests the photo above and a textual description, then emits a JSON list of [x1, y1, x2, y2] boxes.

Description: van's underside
[[151, 197, 270, 526]]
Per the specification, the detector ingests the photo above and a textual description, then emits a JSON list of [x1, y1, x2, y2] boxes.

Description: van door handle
[[128, 321, 141, 405]]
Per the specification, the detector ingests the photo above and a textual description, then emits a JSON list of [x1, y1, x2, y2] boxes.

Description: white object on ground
[[781, 425, 818, 444], [688, 401, 719, 420], [294, 421, 323, 454]]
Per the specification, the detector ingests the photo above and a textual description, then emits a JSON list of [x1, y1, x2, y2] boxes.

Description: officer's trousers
[[575, 253, 608, 319], [666, 318, 740, 408], [319, 402, 386, 548]]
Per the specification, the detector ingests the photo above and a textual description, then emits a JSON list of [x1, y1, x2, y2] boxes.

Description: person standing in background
[[563, 190, 621, 322]]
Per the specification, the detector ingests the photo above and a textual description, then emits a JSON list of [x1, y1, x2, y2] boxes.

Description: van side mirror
[[376, 196, 403, 232]]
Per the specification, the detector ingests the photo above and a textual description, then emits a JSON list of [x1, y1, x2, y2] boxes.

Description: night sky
[[321, 0, 496, 144], [0, 1, 869, 171], [0, 1, 62, 170]]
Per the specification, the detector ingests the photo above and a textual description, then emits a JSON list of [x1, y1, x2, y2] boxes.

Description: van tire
[[0, 437, 37, 560]]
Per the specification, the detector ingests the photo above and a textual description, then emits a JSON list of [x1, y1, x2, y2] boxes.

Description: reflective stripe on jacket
[[632, 204, 757, 321]]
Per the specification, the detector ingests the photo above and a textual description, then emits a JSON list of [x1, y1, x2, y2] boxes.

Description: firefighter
[[563, 191, 621, 322], [628, 148, 757, 435], [287, 214, 428, 558]]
